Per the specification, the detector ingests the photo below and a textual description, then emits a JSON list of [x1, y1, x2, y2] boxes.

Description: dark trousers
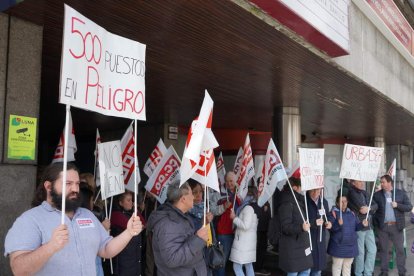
[[255, 231, 267, 270], [377, 224, 406, 274]]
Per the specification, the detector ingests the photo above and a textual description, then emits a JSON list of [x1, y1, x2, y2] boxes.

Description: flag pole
[[134, 119, 138, 216], [61, 104, 71, 225], [204, 184, 207, 226], [393, 179, 396, 202], [340, 179, 343, 220], [93, 129, 98, 180], [303, 192, 312, 251], [94, 188, 101, 205], [366, 181, 375, 221]]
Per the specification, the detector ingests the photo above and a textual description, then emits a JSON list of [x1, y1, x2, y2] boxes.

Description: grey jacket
[[147, 202, 207, 276]]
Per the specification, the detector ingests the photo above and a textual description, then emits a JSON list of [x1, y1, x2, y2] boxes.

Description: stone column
[[0, 14, 43, 275], [273, 107, 301, 168], [374, 136, 386, 176]]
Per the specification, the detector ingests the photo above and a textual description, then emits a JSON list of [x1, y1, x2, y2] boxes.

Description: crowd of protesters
[[4, 162, 414, 276]]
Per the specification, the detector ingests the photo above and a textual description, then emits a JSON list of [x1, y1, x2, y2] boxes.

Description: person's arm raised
[[10, 224, 69, 275], [99, 214, 143, 258]]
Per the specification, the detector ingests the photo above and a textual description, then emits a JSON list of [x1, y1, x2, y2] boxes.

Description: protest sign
[[339, 144, 384, 181], [299, 148, 325, 191], [146, 146, 181, 204], [60, 4, 146, 120], [98, 141, 125, 199]]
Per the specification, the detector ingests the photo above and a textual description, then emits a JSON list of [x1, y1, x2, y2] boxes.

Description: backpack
[[267, 206, 281, 250]]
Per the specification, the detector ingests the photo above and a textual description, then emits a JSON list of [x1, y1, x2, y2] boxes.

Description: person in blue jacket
[[327, 195, 368, 276]]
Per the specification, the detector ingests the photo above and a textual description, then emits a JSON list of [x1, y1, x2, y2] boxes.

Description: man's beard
[[51, 186, 81, 212]]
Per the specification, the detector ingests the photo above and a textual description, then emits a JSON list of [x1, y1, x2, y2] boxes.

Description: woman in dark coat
[[278, 177, 313, 276], [111, 191, 145, 276], [306, 189, 332, 276]]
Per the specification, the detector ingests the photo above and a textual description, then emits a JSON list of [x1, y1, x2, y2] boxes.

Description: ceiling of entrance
[[6, 0, 414, 146]]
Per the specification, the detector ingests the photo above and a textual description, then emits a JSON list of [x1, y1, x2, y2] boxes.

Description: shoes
[[255, 269, 271, 276], [379, 273, 388, 276]]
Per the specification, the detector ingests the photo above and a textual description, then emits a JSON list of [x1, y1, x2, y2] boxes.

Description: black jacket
[[373, 189, 412, 231], [347, 185, 377, 230], [278, 190, 313, 273], [306, 193, 329, 271]]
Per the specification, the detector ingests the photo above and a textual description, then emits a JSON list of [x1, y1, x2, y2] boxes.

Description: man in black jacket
[[347, 180, 377, 276], [373, 175, 413, 276]]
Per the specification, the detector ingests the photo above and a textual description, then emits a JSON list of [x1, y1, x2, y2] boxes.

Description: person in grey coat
[[146, 181, 208, 276]]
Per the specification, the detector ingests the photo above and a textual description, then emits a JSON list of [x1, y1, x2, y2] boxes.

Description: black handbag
[[205, 223, 225, 270]]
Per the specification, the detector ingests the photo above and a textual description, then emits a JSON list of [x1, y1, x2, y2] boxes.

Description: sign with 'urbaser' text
[[339, 144, 384, 182], [299, 148, 324, 191], [60, 4, 146, 120]]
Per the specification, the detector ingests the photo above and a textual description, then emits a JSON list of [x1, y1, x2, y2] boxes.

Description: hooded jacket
[[146, 202, 207, 276]]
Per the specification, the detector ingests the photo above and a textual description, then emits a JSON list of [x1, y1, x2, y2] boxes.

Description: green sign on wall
[[8, 114, 37, 160]]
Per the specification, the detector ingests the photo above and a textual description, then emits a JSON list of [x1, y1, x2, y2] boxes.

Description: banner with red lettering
[[236, 134, 255, 199], [233, 147, 243, 176], [257, 139, 287, 207], [299, 148, 324, 191], [339, 144, 384, 181], [143, 138, 167, 177], [60, 5, 146, 120], [217, 152, 227, 195], [121, 123, 141, 191], [145, 146, 181, 204], [180, 91, 220, 191]]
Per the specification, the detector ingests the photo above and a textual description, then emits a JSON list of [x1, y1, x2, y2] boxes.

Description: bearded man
[[4, 162, 143, 275]]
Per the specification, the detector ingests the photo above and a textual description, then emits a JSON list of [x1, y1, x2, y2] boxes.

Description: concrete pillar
[[274, 107, 301, 168], [0, 14, 43, 275], [373, 137, 386, 176]]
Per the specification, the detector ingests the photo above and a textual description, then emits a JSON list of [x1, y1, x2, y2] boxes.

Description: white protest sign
[[145, 146, 181, 204], [98, 141, 125, 199], [60, 4, 146, 120], [339, 144, 384, 181], [299, 148, 325, 191]]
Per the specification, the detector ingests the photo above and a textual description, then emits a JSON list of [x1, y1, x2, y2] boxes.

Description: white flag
[[180, 91, 220, 191], [233, 147, 243, 177], [121, 122, 141, 191], [145, 146, 181, 204], [95, 128, 101, 187], [191, 149, 220, 192], [257, 139, 287, 207], [236, 134, 255, 199], [217, 152, 227, 195], [143, 139, 167, 177], [387, 158, 396, 180], [52, 111, 77, 163]]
